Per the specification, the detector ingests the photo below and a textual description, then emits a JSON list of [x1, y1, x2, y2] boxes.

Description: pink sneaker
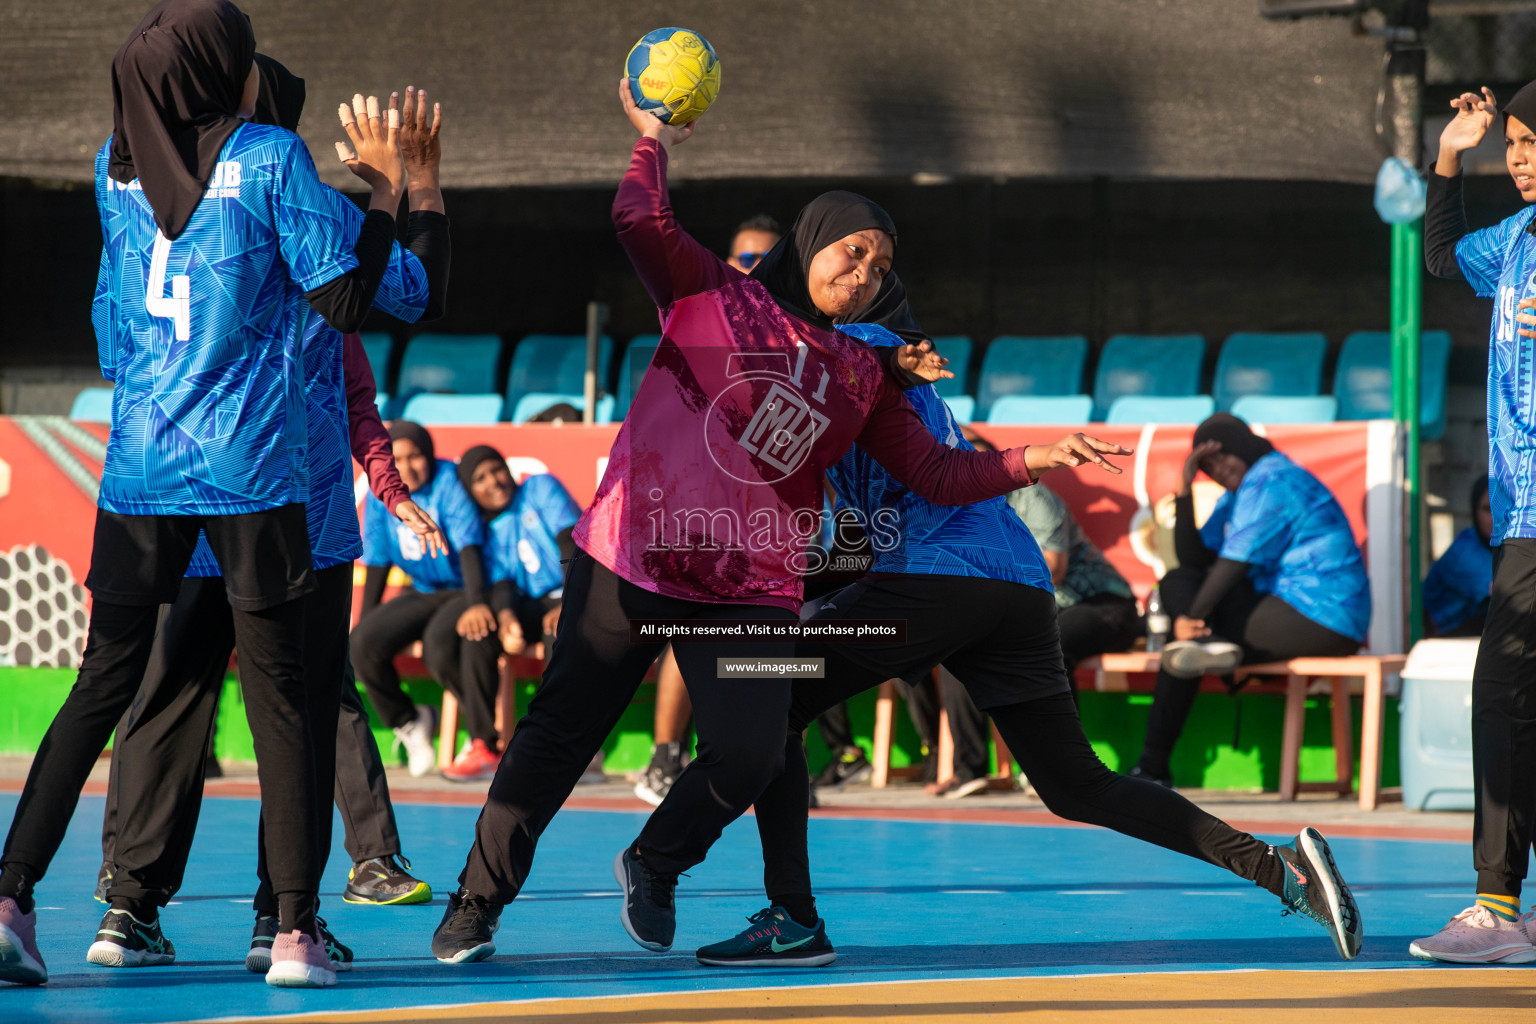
[[1409, 905, 1536, 963], [0, 897, 46, 986], [265, 925, 337, 988]]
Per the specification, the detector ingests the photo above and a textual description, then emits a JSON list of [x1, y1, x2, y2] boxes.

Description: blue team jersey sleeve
[[93, 249, 116, 382], [524, 474, 582, 533], [1456, 215, 1520, 299], [437, 470, 486, 552], [1217, 477, 1293, 569], [315, 184, 428, 322], [360, 491, 394, 567], [1198, 493, 1234, 551], [273, 138, 359, 292]]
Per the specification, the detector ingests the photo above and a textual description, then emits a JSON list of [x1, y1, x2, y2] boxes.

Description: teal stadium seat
[[505, 334, 614, 422], [944, 396, 976, 423], [358, 332, 394, 392], [986, 394, 1093, 425], [374, 392, 390, 415], [510, 392, 616, 424], [69, 387, 114, 423], [975, 336, 1088, 420], [1229, 394, 1339, 424], [1105, 395, 1215, 425], [1212, 332, 1327, 411], [1334, 330, 1452, 441], [1092, 334, 1206, 420], [929, 335, 972, 399], [395, 334, 503, 397], [400, 393, 504, 425], [615, 335, 661, 419]]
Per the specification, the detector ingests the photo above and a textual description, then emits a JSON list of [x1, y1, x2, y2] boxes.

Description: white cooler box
[[1399, 638, 1479, 812]]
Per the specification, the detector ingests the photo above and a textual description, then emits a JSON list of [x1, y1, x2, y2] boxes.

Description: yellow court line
[[203, 968, 1536, 1024]]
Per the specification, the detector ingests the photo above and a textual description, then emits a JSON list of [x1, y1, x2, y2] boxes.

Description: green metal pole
[[1390, 217, 1424, 645]]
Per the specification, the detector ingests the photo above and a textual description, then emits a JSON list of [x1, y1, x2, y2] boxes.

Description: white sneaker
[[1161, 640, 1243, 679], [1409, 905, 1536, 964], [392, 704, 438, 778]]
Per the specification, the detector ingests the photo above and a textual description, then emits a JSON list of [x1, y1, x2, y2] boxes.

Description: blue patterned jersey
[[485, 474, 582, 598], [1198, 451, 1370, 642], [184, 185, 430, 577], [92, 124, 357, 515], [361, 460, 484, 592], [1423, 526, 1493, 634], [1455, 205, 1536, 544], [824, 324, 1052, 592]]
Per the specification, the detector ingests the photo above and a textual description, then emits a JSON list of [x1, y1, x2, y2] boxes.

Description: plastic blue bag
[[1375, 156, 1426, 224]]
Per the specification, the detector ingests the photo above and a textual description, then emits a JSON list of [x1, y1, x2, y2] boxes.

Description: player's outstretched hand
[[620, 76, 693, 149], [395, 499, 447, 559], [398, 86, 442, 182], [895, 340, 954, 384], [1025, 433, 1133, 476], [336, 93, 407, 202]]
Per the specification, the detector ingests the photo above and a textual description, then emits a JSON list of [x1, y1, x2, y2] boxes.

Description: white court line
[[1058, 890, 1128, 895], [1178, 891, 1249, 896], [940, 889, 1005, 895]]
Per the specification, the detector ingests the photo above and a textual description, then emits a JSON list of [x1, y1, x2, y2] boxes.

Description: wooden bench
[[870, 671, 1016, 791], [1080, 652, 1406, 810]]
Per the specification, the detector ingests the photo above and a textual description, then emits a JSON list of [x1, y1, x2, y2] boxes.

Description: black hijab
[[748, 191, 897, 328], [1192, 412, 1275, 467], [109, 0, 255, 240], [389, 421, 436, 484], [1506, 80, 1536, 135], [457, 445, 511, 518], [252, 53, 305, 133]]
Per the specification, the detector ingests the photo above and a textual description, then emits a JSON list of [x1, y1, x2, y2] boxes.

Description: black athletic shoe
[[315, 917, 353, 972], [696, 907, 836, 967], [613, 845, 676, 952], [86, 908, 175, 968], [343, 854, 432, 905], [633, 743, 688, 807], [1277, 827, 1363, 961], [432, 889, 501, 964], [245, 914, 352, 973], [813, 748, 873, 789], [94, 862, 112, 905]]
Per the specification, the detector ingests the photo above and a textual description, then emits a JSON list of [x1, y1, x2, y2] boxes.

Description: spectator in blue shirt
[[435, 446, 581, 782], [1131, 414, 1368, 787], [351, 422, 485, 778], [1424, 476, 1494, 638]]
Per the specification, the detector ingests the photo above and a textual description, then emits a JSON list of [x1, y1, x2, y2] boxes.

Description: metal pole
[[583, 301, 608, 426]]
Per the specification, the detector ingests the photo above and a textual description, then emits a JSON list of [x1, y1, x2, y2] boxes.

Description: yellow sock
[[1477, 893, 1520, 922]]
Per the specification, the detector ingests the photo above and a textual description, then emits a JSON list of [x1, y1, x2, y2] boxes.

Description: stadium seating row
[[68, 330, 1452, 436]]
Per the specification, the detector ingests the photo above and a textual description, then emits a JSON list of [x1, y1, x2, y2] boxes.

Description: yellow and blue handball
[[626, 27, 720, 126]]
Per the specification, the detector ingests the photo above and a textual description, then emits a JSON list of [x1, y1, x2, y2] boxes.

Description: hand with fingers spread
[[1179, 440, 1221, 496], [336, 92, 406, 212], [1023, 433, 1134, 477], [398, 86, 443, 185], [619, 76, 694, 150], [895, 340, 954, 384], [1437, 86, 1497, 177]]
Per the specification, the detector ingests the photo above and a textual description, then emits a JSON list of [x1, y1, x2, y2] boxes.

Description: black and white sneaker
[[93, 862, 112, 904], [1160, 640, 1243, 679], [343, 854, 432, 905], [633, 743, 688, 807], [86, 908, 175, 968], [812, 748, 873, 789], [431, 889, 501, 964], [1277, 827, 1363, 961], [245, 914, 352, 973], [614, 845, 676, 952]]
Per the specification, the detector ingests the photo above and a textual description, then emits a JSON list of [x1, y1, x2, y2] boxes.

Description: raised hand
[[619, 76, 693, 150], [1024, 433, 1134, 477], [336, 93, 406, 209], [1437, 87, 1497, 176], [895, 340, 954, 384], [398, 86, 442, 184]]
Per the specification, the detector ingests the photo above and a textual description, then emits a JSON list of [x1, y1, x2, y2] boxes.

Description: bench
[[1080, 652, 1406, 810], [871, 671, 1016, 791]]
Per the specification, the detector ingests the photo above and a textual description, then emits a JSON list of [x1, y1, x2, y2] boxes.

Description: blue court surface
[[0, 792, 1510, 1023]]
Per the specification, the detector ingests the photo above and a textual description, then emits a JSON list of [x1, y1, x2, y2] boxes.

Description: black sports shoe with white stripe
[[1277, 827, 1362, 960], [86, 908, 175, 968], [432, 889, 501, 964], [614, 845, 676, 952]]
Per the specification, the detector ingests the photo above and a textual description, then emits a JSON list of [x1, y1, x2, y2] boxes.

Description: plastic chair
[[510, 392, 615, 424], [986, 394, 1093, 425], [358, 332, 394, 392], [1092, 334, 1206, 420], [615, 335, 661, 419], [374, 392, 390, 416], [69, 387, 114, 423], [975, 336, 1088, 420], [944, 395, 976, 423], [1212, 332, 1327, 411], [395, 334, 503, 397], [400, 393, 504, 425], [1230, 395, 1339, 425], [929, 335, 972, 398], [504, 334, 614, 421], [1105, 395, 1215, 425], [1334, 330, 1452, 441]]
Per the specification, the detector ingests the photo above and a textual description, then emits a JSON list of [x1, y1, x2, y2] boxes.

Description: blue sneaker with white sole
[[1277, 827, 1362, 960], [696, 906, 836, 967]]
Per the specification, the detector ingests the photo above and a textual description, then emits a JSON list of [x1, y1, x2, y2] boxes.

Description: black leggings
[[459, 549, 796, 900], [351, 589, 460, 730], [747, 574, 1279, 907], [1134, 566, 1360, 780]]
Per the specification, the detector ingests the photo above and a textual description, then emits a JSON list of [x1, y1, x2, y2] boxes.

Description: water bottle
[[1146, 586, 1170, 652]]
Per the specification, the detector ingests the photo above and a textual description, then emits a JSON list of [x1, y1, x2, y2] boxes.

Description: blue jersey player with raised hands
[[0, 0, 441, 991], [1414, 79, 1536, 964]]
